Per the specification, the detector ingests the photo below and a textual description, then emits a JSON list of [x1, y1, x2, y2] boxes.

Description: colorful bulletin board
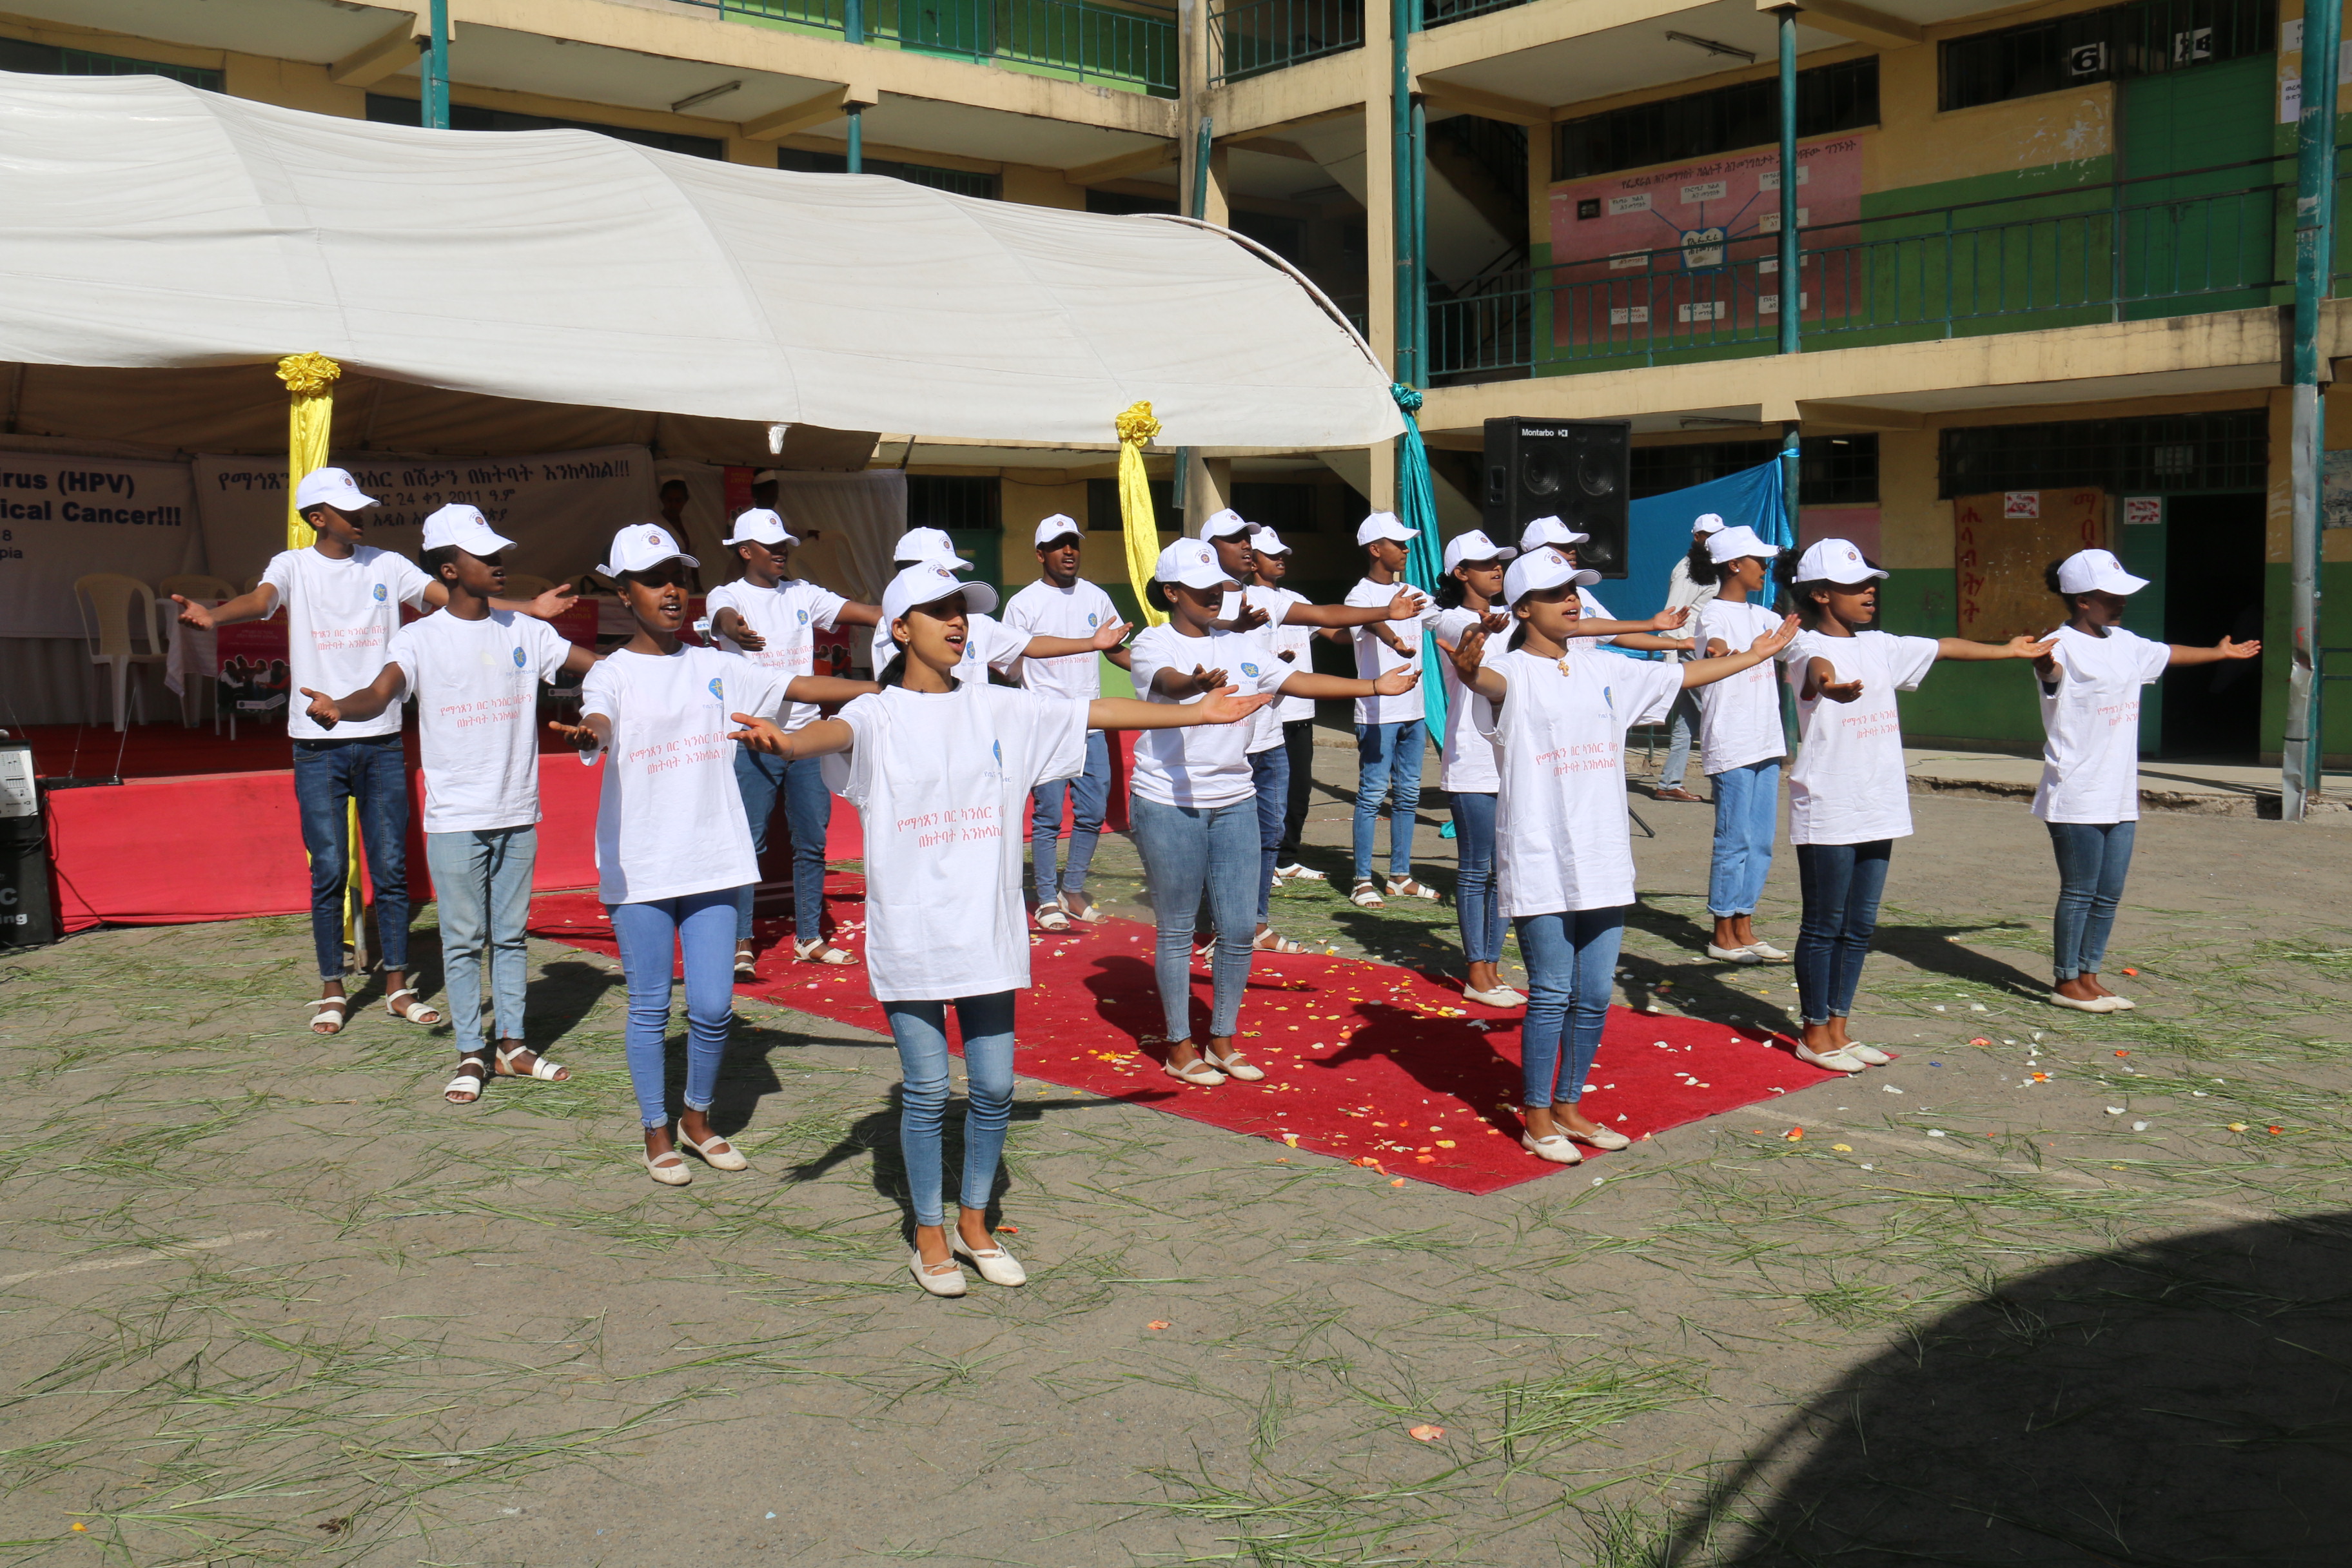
[[1955, 489, 2108, 641]]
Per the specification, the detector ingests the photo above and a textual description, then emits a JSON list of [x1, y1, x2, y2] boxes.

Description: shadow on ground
[[1665, 1213, 2352, 1566]]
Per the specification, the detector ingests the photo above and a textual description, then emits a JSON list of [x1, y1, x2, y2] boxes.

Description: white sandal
[[494, 1044, 569, 1082], [1384, 877, 1440, 902], [1036, 902, 1072, 933], [1061, 895, 1110, 925], [1251, 928, 1307, 954], [1350, 880, 1386, 908], [444, 1054, 487, 1103], [1273, 863, 1327, 883], [384, 988, 442, 1026], [794, 937, 858, 966], [306, 996, 348, 1035], [734, 945, 758, 982]]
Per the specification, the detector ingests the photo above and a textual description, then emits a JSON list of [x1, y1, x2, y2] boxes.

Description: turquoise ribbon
[[1392, 384, 1449, 752]]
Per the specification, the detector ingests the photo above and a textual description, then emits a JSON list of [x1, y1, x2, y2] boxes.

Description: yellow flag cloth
[[1114, 400, 1166, 628], [277, 353, 341, 550]]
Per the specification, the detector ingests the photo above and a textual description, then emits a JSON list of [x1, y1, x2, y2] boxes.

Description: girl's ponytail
[[1684, 538, 1720, 587]]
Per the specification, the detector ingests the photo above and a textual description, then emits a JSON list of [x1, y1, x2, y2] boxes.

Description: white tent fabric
[[0, 73, 1402, 451]]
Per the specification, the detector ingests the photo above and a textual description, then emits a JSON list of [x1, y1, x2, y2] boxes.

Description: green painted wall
[[1874, 568, 2046, 747]]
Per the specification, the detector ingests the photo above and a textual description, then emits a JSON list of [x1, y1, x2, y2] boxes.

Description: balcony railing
[[702, 0, 1178, 95], [1429, 160, 2306, 381], [1210, 0, 1362, 81]]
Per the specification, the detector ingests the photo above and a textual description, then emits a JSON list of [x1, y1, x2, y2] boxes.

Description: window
[[1085, 476, 1175, 529], [1230, 210, 1306, 266], [1230, 482, 1318, 534], [778, 149, 999, 199], [0, 37, 222, 91], [1940, 0, 2275, 112], [1555, 57, 1877, 181], [1802, 436, 1880, 505], [364, 94, 723, 158], [1630, 436, 1877, 504], [1939, 410, 2266, 496], [1086, 190, 1179, 217], [907, 476, 1001, 531]]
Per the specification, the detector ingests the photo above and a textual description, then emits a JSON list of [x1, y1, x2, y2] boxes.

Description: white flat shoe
[[1201, 1046, 1264, 1082], [1566, 1124, 1632, 1151], [677, 1124, 748, 1170], [1795, 1043, 1867, 1073], [909, 1251, 967, 1297], [1164, 1057, 1226, 1086], [1521, 1132, 1583, 1165], [1706, 943, 1767, 964], [2101, 994, 2137, 1010], [2048, 992, 2122, 1013], [1744, 941, 1789, 962], [645, 1148, 692, 1186], [1843, 1044, 1892, 1066], [952, 1239, 1028, 1287], [1462, 985, 1524, 1008]]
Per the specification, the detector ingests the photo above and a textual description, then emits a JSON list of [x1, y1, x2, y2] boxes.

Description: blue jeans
[[732, 747, 833, 945], [885, 992, 1017, 1228], [1794, 841, 1893, 1025], [425, 827, 536, 1052], [1514, 907, 1627, 1106], [1353, 720, 1424, 883], [1707, 761, 1781, 918], [1451, 791, 1504, 965], [610, 888, 740, 1128], [292, 734, 411, 981], [1659, 688, 1701, 790], [2048, 821, 2135, 980], [1029, 730, 1112, 905], [1130, 794, 1257, 1042], [1250, 743, 1288, 924]]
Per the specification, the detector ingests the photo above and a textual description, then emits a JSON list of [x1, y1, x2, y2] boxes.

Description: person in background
[[867, 527, 1127, 689], [1689, 525, 1791, 964], [1515, 516, 1699, 661], [175, 467, 573, 1038], [1000, 515, 1132, 931], [707, 508, 883, 974], [1651, 512, 1726, 803], [1428, 529, 1518, 1007], [1342, 513, 1442, 910], [2032, 548, 2259, 1013], [299, 504, 599, 1102], [1248, 532, 1324, 884]]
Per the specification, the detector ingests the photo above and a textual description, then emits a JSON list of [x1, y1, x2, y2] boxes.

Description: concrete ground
[[3, 747, 2351, 1567]]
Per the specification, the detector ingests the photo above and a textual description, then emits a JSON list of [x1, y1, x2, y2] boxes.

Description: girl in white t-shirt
[[749, 559, 1269, 1296], [1129, 539, 1420, 1089], [1689, 525, 1793, 966], [1447, 547, 1796, 1164], [1429, 529, 1519, 1008], [2032, 549, 2260, 1013], [1778, 539, 2050, 1073]]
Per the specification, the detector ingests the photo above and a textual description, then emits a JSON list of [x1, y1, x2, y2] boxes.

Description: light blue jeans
[[610, 888, 741, 1128], [1353, 720, 1424, 883], [1030, 729, 1112, 905], [2048, 820, 2136, 981], [1514, 907, 1627, 1107], [1707, 761, 1781, 918], [1658, 688, 1701, 790], [885, 992, 1017, 1227], [425, 827, 536, 1053], [1449, 791, 1504, 965], [1250, 743, 1289, 925], [732, 747, 833, 945], [1130, 794, 1258, 1042]]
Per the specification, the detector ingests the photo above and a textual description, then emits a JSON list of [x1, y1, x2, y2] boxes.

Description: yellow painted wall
[[220, 55, 365, 118]]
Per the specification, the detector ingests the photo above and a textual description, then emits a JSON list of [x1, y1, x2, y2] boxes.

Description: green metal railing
[[1430, 159, 2308, 380], [701, 0, 1177, 95], [1210, 0, 1361, 81]]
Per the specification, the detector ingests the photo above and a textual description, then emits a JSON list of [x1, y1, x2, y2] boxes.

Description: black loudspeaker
[[0, 742, 55, 948], [1481, 417, 1632, 578]]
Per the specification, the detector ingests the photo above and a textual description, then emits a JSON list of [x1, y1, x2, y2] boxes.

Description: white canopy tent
[[0, 72, 1402, 451]]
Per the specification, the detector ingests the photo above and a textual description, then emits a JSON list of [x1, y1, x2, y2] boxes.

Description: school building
[[6, 0, 2344, 759]]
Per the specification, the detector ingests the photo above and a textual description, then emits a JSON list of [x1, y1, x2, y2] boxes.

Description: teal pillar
[[2286, 0, 2342, 817], [845, 0, 865, 171], [1775, 5, 1798, 357], [422, 0, 450, 129]]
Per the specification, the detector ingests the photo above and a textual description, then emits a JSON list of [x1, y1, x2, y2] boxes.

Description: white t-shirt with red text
[[706, 576, 848, 733], [1475, 645, 1681, 916], [1693, 599, 1788, 776], [824, 682, 1088, 1002], [580, 645, 790, 905], [262, 545, 435, 741], [387, 608, 571, 833], [2034, 624, 2170, 823], [1781, 629, 1939, 845], [1126, 625, 1291, 809]]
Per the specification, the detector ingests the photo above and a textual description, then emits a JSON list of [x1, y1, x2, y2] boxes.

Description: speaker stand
[[1626, 800, 1656, 839]]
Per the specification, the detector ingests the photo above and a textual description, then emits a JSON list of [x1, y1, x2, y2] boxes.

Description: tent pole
[[422, 0, 450, 130], [1390, 0, 1417, 390], [2286, 0, 2340, 821]]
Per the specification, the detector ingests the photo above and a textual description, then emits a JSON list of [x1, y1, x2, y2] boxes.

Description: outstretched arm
[[557, 643, 601, 679], [299, 663, 407, 728], [728, 714, 855, 758], [2167, 635, 2262, 667], [1088, 689, 1272, 731], [834, 602, 883, 629], [711, 606, 765, 651], [1446, 626, 1509, 706], [1801, 657, 1865, 703], [785, 675, 881, 708], [1678, 616, 1799, 689], [548, 712, 614, 755], [1277, 664, 1419, 701], [1022, 620, 1132, 660], [174, 584, 277, 631], [1936, 634, 2054, 662], [1283, 585, 1428, 629]]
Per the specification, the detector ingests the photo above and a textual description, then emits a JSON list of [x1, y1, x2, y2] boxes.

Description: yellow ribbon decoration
[[1114, 400, 1166, 628], [277, 353, 342, 550]]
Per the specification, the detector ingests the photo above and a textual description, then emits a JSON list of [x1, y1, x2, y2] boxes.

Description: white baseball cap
[[1034, 514, 1084, 548], [1201, 508, 1252, 542], [1503, 546, 1600, 606], [1692, 513, 1726, 537], [1518, 515, 1588, 552], [723, 507, 798, 548], [751, 469, 783, 484], [1442, 529, 1518, 574], [1356, 512, 1418, 547], [1155, 537, 1234, 591], [419, 504, 514, 557], [2055, 547, 2149, 596], [1248, 527, 1293, 557], [293, 466, 377, 514], [1706, 525, 1781, 564], [893, 525, 968, 568], [594, 522, 699, 580], [1792, 538, 1887, 585], [881, 559, 999, 623]]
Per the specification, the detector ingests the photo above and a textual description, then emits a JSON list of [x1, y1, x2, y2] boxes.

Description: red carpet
[[528, 878, 1839, 1195]]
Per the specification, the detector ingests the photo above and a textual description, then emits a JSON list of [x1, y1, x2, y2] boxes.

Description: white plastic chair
[[74, 573, 168, 732], [159, 575, 236, 729]]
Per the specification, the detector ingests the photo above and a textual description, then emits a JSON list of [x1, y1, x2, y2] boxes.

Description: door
[[2119, 55, 2278, 317], [2158, 492, 2264, 758]]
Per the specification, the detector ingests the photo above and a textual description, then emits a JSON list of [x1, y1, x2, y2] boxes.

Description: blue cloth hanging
[[1391, 385, 1449, 751]]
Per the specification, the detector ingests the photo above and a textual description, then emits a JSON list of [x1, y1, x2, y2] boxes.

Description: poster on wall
[[1955, 488, 2107, 640], [2322, 450, 2352, 529], [192, 446, 659, 589], [0, 453, 203, 638], [1545, 136, 1864, 354]]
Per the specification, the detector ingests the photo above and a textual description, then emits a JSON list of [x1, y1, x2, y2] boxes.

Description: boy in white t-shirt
[[706, 508, 885, 974], [2032, 548, 2259, 1014], [867, 526, 1128, 685], [999, 515, 1133, 930], [300, 504, 600, 1104], [174, 468, 574, 1039]]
